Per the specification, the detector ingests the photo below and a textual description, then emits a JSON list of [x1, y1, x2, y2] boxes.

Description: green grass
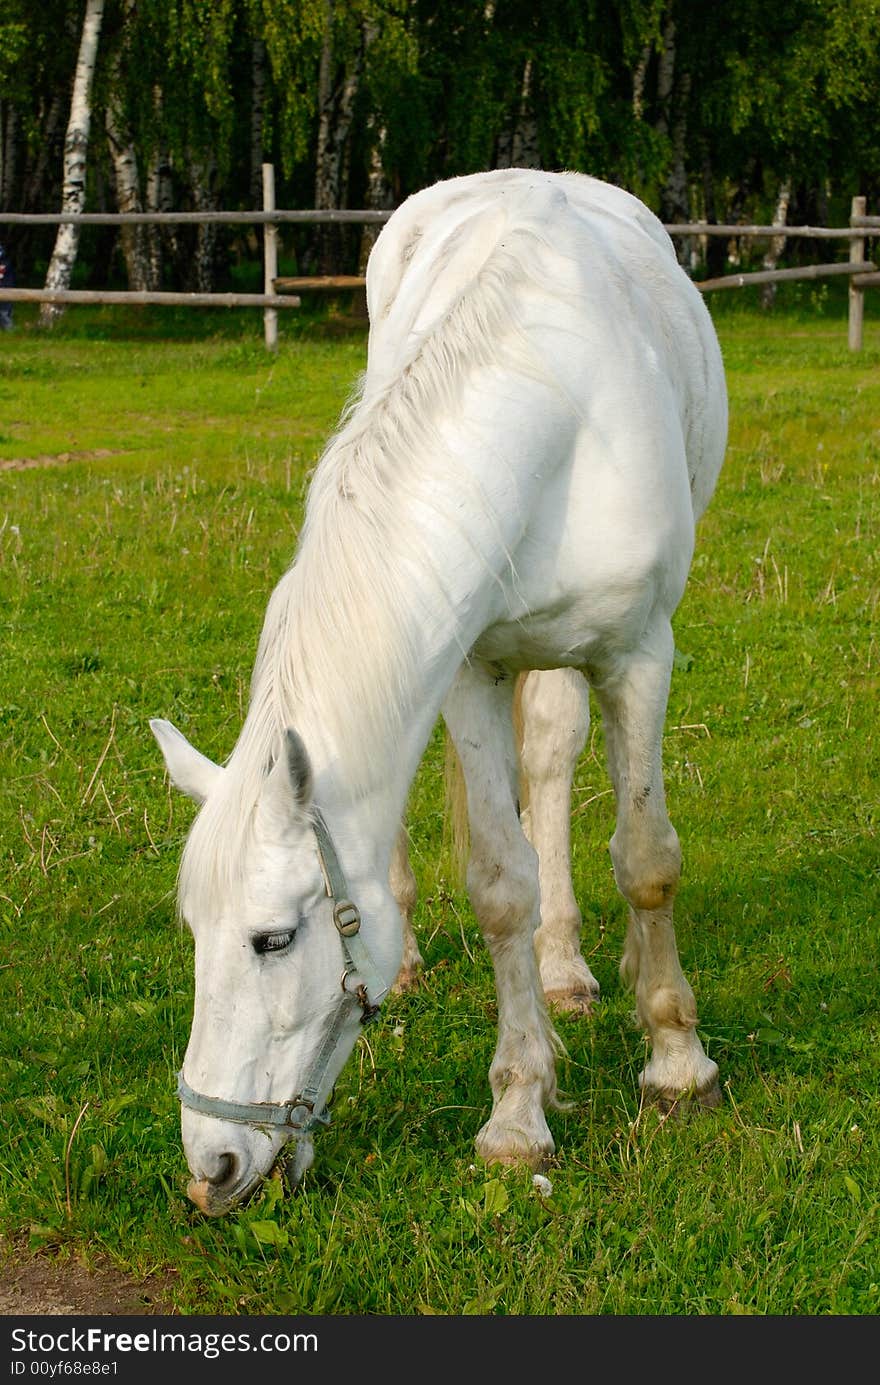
[[0, 288, 878, 1315]]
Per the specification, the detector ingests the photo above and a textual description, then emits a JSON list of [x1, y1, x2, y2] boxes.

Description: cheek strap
[[177, 806, 389, 1134]]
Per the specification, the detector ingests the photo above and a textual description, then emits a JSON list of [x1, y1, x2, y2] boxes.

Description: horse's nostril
[[209, 1152, 238, 1187]]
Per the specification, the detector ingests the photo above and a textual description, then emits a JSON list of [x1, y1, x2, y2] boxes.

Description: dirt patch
[[0, 1234, 178, 1317], [0, 449, 127, 472]]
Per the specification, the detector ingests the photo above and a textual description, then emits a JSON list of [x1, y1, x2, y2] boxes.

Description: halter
[[176, 806, 389, 1138]]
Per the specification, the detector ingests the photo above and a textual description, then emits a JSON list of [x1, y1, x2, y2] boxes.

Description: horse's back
[[366, 168, 674, 335], [365, 169, 726, 520]]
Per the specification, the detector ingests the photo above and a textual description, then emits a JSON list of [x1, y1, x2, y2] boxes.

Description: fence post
[[262, 163, 278, 352], [849, 195, 866, 351]]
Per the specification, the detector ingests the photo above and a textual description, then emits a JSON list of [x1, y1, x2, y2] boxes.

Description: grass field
[[0, 286, 878, 1316]]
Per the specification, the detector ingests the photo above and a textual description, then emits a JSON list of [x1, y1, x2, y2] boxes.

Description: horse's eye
[[253, 929, 296, 956]]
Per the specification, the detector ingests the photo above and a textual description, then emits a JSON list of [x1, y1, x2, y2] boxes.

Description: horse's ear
[[283, 728, 314, 808], [261, 728, 313, 828], [150, 718, 223, 805]]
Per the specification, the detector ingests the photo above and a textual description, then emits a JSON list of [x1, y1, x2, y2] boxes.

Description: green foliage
[[6, 0, 880, 288], [256, 0, 326, 170], [0, 18, 29, 96]]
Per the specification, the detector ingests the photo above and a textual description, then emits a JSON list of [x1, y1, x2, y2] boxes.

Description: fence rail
[[0, 209, 391, 226], [1, 179, 875, 349], [665, 222, 877, 239], [697, 259, 876, 293], [0, 287, 300, 308], [1, 211, 876, 235]]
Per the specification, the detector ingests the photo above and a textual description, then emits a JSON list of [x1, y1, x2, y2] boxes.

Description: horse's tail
[[443, 672, 528, 888]]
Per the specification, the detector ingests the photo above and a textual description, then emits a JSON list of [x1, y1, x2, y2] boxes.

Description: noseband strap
[[177, 806, 389, 1137], [176, 1072, 331, 1135]]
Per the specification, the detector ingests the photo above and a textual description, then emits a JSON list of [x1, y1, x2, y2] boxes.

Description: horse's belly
[[472, 443, 695, 673], [471, 585, 654, 671]]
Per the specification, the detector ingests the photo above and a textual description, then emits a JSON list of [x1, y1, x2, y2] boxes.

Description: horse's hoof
[[544, 986, 599, 1017], [695, 1079, 723, 1109], [644, 1077, 723, 1115], [477, 1143, 553, 1173], [475, 1118, 554, 1172], [391, 965, 423, 995]]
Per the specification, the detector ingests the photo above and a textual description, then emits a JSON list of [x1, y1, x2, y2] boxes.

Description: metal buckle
[[333, 899, 361, 936], [286, 1096, 332, 1134], [283, 1098, 312, 1130], [356, 983, 381, 1025]]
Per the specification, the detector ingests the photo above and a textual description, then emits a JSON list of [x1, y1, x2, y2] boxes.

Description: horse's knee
[[610, 821, 681, 913], [468, 843, 540, 942]]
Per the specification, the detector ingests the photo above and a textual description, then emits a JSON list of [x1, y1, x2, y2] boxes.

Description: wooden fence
[[1, 171, 876, 352]]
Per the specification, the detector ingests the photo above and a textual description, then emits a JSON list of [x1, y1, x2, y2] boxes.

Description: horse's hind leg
[[390, 823, 423, 993], [442, 661, 560, 1170], [592, 620, 720, 1109], [518, 668, 600, 1015]]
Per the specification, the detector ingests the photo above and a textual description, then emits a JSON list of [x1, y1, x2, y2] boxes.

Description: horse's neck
[[292, 575, 467, 858], [247, 549, 474, 874], [248, 367, 562, 862]]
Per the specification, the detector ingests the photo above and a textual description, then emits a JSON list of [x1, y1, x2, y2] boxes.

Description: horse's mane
[[179, 204, 558, 917]]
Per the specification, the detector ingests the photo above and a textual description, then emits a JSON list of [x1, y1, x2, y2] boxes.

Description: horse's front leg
[[442, 661, 561, 1170], [518, 667, 600, 1014], [592, 621, 721, 1108], [390, 823, 423, 993]]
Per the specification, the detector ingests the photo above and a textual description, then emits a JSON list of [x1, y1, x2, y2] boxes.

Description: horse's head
[[150, 719, 399, 1216]]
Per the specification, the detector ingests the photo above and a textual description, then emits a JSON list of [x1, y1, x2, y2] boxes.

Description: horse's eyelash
[[252, 929, 297, 956]]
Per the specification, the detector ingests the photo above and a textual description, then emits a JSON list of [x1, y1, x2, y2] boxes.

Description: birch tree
[[144, 88, 176, 293], [761, 176, 792, 307], [105, 0, 152, 291], [652, 15, 692, 258], [313, 0, 364, 273], [40, 0, 105, 325]]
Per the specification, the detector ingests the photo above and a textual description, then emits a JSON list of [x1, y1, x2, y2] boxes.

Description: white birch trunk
[[511, 59, 540, 168], [655, 17, 676, 138], [664, 70, 691, 263], [104, 0, 151, 291], [40, 0, 106, 324], [632, 43, 651, 120], [145, 87, 175, 289], [317, 59, 360, 208], [190, 159, 219, 294], [314, 0, 362, 273], [497, 57, 539, 169], [761, 177, 792, 307], [654, 20, 690, 263], [315, 0, 336, 213], [358, 122, 394, 272], [106, 112, 151, 291]]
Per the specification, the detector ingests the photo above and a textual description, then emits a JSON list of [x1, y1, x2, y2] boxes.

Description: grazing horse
[[151, 168, 728, 1216]]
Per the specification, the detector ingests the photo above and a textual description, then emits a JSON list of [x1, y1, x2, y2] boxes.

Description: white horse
[[151, 168, 728, 1216]]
